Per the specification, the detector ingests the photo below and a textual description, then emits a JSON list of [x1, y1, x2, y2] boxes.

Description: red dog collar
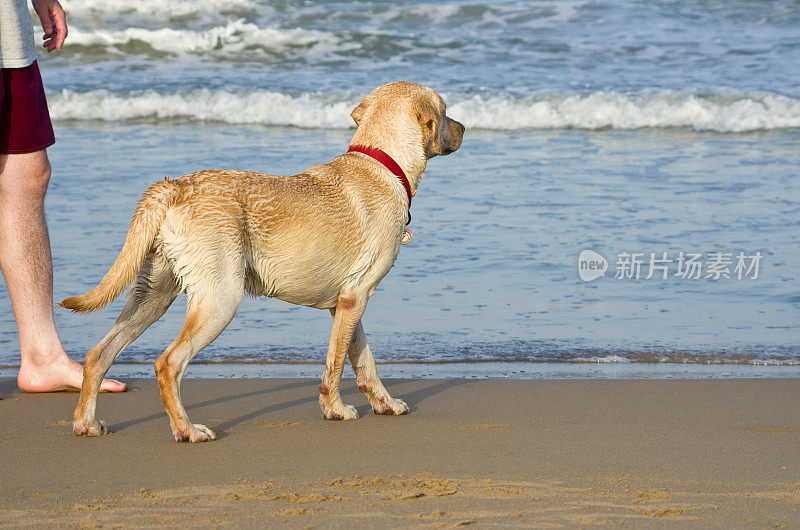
[[348, 145, 412, 225]]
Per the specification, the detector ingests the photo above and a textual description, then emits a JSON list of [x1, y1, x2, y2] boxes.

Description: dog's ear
[[418, 102, 441, 157], [351, 101, 367, 127]]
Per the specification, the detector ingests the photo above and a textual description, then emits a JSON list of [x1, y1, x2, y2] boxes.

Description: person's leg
[[0, 149, 126, 392]]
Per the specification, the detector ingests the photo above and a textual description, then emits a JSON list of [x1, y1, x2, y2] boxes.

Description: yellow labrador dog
[[62, 81, 464, 442]]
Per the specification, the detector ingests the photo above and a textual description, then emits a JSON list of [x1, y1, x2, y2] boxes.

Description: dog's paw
[[373, 397, 410, 416], [319, 392, 360, 421], [174, 423, 217, 443], [322, 402, 359, 421], [73, 419, 108, 437]]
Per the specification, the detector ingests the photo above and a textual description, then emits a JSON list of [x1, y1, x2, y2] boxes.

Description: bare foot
[[18, 353, 126, 393]]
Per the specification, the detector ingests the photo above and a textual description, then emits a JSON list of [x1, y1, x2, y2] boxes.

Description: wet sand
[[0, 377, 797, 527]]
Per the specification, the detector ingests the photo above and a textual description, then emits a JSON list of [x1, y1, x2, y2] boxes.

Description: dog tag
[[401, 228, 413, 245]]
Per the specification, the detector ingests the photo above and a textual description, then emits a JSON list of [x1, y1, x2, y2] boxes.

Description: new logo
[[578, 250, 608, 282]]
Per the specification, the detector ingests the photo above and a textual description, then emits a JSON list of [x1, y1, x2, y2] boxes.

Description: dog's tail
[[60, 180, 183, 313]]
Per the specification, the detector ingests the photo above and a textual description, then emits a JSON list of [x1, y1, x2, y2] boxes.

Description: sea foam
[[49, 89, 800, 132], [51, 89, 357, 128], [60, 0, 255, 18], [64, 19, 339, 56]]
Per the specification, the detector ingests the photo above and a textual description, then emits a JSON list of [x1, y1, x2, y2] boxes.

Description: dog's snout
[[443, 118, 464, 155]]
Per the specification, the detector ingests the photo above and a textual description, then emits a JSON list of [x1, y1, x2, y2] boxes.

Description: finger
[[52, 7, 68, 51], [40, 17, 54, 39]]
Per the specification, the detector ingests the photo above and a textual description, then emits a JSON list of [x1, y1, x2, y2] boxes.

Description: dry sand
[[0, 377, 797, 528]]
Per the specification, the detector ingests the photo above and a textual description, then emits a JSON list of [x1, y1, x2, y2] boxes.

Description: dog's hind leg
[[154, 280, 243, 442], [319, 292, 366, 420], [345, 320, 409, 415], [74, 254, 179, 437]]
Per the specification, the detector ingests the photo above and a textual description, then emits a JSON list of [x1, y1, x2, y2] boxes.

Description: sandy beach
[[0, 376, 797, 527]]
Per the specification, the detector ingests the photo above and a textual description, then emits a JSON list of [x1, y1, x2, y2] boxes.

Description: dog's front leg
[[319, 292, 365, 420], [347, 320, 409, 415]]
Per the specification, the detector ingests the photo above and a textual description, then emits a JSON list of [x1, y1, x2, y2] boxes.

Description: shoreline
[[1, 377, 797, 527], [3, 361, 799, 380]]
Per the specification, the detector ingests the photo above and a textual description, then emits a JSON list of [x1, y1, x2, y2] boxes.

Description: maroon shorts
[[0, 61, 55, 154]]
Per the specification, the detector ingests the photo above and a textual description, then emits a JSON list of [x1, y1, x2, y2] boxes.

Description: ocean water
[[1, 0, 798, 375]]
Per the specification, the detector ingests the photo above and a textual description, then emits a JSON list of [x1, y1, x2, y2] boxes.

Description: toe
[[180, 424, 216, 442], [99, 378, 127, 393], [374, 398, 409, 415], [194, 424, 217, 441], [394, 399, 410, 414], [344, 404, 359, 420]]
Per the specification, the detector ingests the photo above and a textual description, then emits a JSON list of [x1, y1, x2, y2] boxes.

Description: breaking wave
[[60, 0, 256, 18], [62, 19, 341, 56], [49, 88, 800, 132]]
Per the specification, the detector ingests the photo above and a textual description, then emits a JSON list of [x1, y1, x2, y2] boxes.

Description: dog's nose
[[446, 120, 464, 153]]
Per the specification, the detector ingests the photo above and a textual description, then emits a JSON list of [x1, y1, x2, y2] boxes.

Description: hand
[[31, 0, 68, 52]]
